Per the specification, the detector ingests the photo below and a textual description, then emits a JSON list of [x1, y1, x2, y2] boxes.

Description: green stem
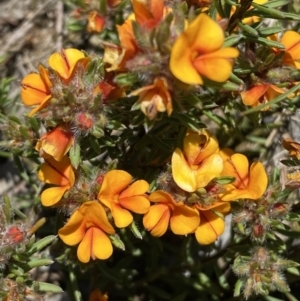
[[68, 265, 83, 301]]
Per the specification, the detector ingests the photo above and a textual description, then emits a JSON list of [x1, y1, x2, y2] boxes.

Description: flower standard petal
[[98, 170, 133, 209], [21, 74, 51, 106], [170, 204, 200, 235], [281, 31, 300, 61], [92, 227, 113, 260], [241, 85, 269, 106], [58, 209, 85, 245], [143, 203, 171, 236], [195, 210, 225, 245]]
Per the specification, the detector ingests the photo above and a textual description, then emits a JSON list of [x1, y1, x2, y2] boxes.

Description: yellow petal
[[58, 209, 85, 245], [170, 204, 199, 235], [281, 31, 300, 60], [111, 202, 133, 228], [91, 227, 113, 260], [77, 227, 93, 263], [183, 133, 219, 165], [193, 48, 239, 82], [247, 162, 268, 199], [195, 210, 225, 244], [41, 186, 69, 206], [172, 148, 197, 192], [170, 14, 225, 85], [98, 170, 132, 209], [48, 48, 86, 80], [143, 203, 170, 236], [80, 202, 115, 234]]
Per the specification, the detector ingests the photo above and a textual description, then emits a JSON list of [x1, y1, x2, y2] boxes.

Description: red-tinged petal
[[80, 202, 115, 234], [119, 180, 149, 198], [41, 186, 69, 207], [58, 210, 85, 245], [170, 204, 199, 235], [222, 153, 249, 189], [172, 148, 197, 192], [119, 195, 150, 214], [143, 204, 170, 236], [193, 49, 238, 83], [89, 289, 108, 301], [241, 85, 269, 106], [48, 49, 85, 79], [183, 133, 219, 166], [21, 74, 51, 106], [38, 64, 52, 88], [247, 162, 268, 199], [98, 170, 133, 208], [281, 31, 300, 60], [77, 227, 93, 263], [195, 210, 225, 244], [36, 126, 74, 161], [38, 156, 73, 186], [111, 202, 133, 228], [91, 227, 113, 260]]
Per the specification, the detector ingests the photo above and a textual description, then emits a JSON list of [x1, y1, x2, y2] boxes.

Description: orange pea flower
[[48, 48, 90, 81], [194, 201, 230, 244], [38, 156, 75, 206], [87, 11, 106, 33], [280, 31, 300, 69], [219, 152, 268, 201], [130, 77, 172, 120], [89, 289, 108, 301], [132, 0, 169, 30], [172, 131, 223, 192], [98, 170, 150, 228], [35, 125, 74, 161], [282, 138, 300, 159], [143, 190, 200, 236], [21, 65, 52, 117], [241, 84, 284, 109], [170, 13, 239, 85], [58, 201, 115, 263]]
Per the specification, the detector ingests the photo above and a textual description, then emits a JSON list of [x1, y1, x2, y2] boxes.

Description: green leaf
[[238, 21, 258, 37], [3, 194, 12, 222], [27, 235, 57, 256], [33, 281, 63, 293], [223, 34, 243, 47], [70, 142, 81, 169], [258, 26, 284, 36]]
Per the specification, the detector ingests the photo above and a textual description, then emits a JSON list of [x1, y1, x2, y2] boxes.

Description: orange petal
[[193, 48, 238, 83], [183, 133, 219, 165], [149, 190, 175, 205], [80, 201, 115, 234], [119, 180, 149, 197], [21, 74, 51, 106], [91, 227, 113, 260], [41, 186, 69, 206], [48, 48, 86, 80], [58, 209, 85, 245], [195, 210, 225, 244], [143, 203, 170, 236], [222, 153, 249, 189], [110, 202, 133, 228], [170, 204, 199, 235], [281, 31, 300, 60], [77, 227, 93, 263], [241, 85, 269, 106], [172, 148, 197, 192], [38, 156, 73, 186], [119, 195, 150, 214], [98, 170, 133, 208], [247, 162, 268, 199], [36, 126, 74, 161]]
